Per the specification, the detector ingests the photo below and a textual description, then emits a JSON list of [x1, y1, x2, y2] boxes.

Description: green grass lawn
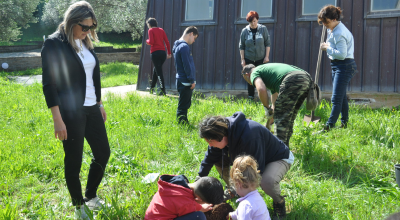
[[0, 77, 399, 219], [1, 62, 138, 88]]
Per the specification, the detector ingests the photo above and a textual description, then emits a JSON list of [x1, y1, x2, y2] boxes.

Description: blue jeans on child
[[174, 211, 206, 220], [327, 59, 357, 127]]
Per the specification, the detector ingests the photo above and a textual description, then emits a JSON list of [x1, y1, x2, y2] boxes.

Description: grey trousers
[[216, 159, 290, 202]]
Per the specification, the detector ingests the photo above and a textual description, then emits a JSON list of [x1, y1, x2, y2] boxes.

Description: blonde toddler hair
[[230, 155, 261, 189]]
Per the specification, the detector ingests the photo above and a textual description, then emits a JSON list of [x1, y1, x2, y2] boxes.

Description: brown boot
[[272, 198, 286, 219]]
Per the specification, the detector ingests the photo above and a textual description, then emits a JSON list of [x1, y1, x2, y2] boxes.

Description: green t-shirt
[[250, 63, 305, 94]]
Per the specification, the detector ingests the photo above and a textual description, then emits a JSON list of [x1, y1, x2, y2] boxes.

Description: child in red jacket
[[145, 175, 224, 220]]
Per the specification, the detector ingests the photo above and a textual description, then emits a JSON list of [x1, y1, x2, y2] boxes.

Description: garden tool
[[304, 25, 326, 124]]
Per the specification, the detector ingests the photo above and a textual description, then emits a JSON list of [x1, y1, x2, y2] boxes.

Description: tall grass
[[0, 78, 399, 219]]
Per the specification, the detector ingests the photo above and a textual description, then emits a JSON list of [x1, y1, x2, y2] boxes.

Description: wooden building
[[138, 0, 400, 93]]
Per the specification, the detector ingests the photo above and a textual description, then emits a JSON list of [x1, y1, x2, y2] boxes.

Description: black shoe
[[149, 87, 155, 95], [273, 198, 286, 219], [158, 88, 166, 96], [313, 125, 331, 135], [340, 122, 348, 129]]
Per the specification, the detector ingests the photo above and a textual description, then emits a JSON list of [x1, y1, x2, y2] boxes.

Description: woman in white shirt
[[41, 1, 110, 219], [317, 5, 358, 133]]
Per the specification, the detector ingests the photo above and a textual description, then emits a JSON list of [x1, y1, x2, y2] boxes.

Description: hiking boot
[[272, 198, 286, 219], [340, 122, 347, 129], [74, 205, 90, 220], [85, 196, 105, 211], [223, 186, 237, 201]]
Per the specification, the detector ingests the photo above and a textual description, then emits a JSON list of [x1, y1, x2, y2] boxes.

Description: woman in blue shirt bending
[[317, 5, 357, 133]]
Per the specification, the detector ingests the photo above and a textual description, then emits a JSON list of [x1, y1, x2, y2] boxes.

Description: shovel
[[304, 25, 326, 124]]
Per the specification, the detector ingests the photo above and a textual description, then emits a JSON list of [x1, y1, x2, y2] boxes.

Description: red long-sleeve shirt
[[146, 27, 171, 54]]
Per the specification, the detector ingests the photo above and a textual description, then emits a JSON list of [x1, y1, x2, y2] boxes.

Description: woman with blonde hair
[[41, 1, 110, 219], [227, 155, 270, 220]]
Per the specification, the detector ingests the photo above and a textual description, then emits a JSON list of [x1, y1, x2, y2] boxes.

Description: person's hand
[[100, 106, 107, 122], [167, 54, 172, 59], [320, 42, 329, 51], [200, 203, 213, 212], [190, 83, 196, 90], [241, 59, 246, 67], [264, 106, 274, 119], [263, 56, 269, 63], [53, 118, 67, 141]]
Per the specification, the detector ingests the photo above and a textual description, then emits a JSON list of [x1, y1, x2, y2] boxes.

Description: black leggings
[[61, 105, 110, 206], [150, 50, 167, 89], [244, 58, 264, 97]]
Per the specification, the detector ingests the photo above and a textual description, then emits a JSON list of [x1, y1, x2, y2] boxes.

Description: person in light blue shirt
[[317, 5, 358, 133]]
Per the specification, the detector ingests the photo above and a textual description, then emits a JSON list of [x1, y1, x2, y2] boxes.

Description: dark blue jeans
[[327, 59, 357, 127], [176, 79, 193, 124], [174, 211, 206, 220]]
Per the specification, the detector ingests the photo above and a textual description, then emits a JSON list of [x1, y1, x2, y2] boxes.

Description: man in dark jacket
[[172, 26, 198, 124], [197, 112, 294, 218]]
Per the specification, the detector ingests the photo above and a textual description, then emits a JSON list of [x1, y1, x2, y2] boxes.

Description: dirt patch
[[204, 203, 234, 220]]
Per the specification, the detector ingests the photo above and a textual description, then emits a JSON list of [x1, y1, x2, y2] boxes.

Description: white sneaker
[[85, 197, 105, 211], [74, 205, 90, 220]]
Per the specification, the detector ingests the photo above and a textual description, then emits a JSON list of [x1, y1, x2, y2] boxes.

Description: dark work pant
[[174, 211, 206, 220], [244, 58, 264, 97], [61, 105, 110, 206], [176, 79, 193, 124], [150, 50, 167, 89]]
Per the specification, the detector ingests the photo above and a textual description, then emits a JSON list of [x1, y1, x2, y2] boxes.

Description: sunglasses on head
[[78, 23, 97, 32]]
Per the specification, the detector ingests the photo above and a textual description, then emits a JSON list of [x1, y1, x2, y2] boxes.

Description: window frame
[[180, 0, 217, 26], [235, 0, 276, 25], [296, 0, 338, 22], [365, 0, 400, 19]]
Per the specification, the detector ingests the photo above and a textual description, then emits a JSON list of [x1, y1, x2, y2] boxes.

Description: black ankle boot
[[273, 198, 286, 219]]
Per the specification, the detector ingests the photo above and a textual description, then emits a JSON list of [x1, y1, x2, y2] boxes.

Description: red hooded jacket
[[144, 175, 203, 220]]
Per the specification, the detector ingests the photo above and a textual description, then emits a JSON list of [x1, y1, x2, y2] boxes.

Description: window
[[371, 0, 400, 11], [302, 0, 337, 15], [185, 0, 214, 21], [241, 0, 273, 18]]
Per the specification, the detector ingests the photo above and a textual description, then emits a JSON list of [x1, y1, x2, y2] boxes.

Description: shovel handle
[[315, 25, 327, 85]]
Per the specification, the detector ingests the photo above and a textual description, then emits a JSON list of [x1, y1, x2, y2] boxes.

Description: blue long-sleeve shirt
[[326, 22, 355, 60], [172, 40, 196, 85]]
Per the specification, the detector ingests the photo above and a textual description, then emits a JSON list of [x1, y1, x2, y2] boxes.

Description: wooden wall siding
[[138, 0, 400, 93]]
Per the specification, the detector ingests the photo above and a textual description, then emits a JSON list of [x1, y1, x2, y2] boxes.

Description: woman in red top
[[146, 17, 172, 95]]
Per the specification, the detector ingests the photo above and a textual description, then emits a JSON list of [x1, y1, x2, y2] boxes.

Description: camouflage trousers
[[274, 71, 312, 147]]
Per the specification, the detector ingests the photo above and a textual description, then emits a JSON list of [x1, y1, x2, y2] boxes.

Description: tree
[[42, 0, 148, 40], [0, 0, 41, 41]]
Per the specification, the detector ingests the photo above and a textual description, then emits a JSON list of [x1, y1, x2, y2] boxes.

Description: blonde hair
[[230, 155, 261, 189], [57, 1, 98, 52]]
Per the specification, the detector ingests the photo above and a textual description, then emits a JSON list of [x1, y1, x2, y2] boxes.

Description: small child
[[145, 174, 224, 220], [227, 156, 271, 220]]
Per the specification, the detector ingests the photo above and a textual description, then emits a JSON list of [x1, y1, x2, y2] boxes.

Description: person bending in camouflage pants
[[242, 63, 312, 147]]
